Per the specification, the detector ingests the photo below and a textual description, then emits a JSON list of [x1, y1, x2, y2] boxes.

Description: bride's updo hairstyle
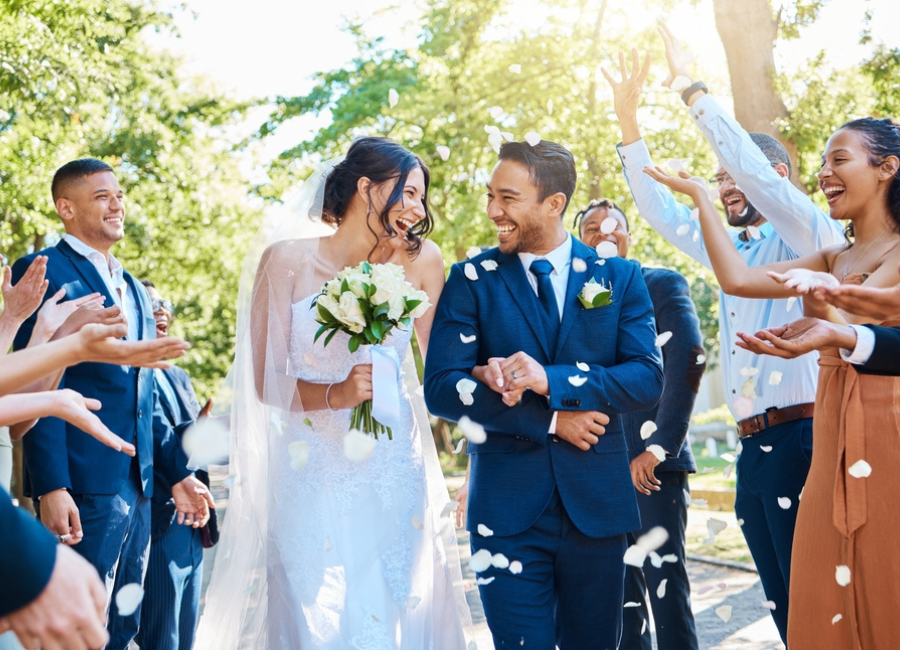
[[322, 136, 434, 257], [839, 117, 900, 233]]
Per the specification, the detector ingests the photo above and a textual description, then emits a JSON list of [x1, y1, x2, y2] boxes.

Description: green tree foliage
[[0, 0, 260, 394]]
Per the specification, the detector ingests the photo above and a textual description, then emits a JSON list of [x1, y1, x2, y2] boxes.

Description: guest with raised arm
[[576, 199, 704, 650], [646, 115, 900, 649], [604, 39, 843, 641]]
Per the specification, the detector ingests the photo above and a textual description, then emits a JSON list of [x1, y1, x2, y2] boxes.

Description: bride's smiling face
[[364, 166, 427, 240]]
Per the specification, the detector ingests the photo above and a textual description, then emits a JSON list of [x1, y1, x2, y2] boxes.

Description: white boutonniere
[[578, 278, 613, 309]]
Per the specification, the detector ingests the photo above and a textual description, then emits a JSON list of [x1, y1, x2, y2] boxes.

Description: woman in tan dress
[[646, 116, 900, 648]]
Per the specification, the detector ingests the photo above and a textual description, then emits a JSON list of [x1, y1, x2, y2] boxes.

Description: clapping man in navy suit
[[425, 140, 663, 649], [577, 199, 705, 650], [137, 281, 217, 650], [11, 158, 214, 650]]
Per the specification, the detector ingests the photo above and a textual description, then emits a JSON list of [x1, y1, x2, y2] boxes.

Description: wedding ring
[[57, 533, 71, 543], [511, 371, 518, 379]]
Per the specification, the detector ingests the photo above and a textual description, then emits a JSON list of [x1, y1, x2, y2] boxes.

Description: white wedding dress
[[262, 295, 467, 649]]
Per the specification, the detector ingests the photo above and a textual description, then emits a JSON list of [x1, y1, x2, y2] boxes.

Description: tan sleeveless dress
[[787, 314, 900, 648]]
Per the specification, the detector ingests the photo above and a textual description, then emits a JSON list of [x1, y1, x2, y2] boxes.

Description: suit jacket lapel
[[56, 240, 117, 308], [554, 238, 596, 359], [495, 252, 553, 359]]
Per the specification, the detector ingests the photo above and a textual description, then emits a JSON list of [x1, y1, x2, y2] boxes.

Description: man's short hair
[[748, 133, 792, 176], [140, 280, 155, 289], [51, 158, 114, 202], [498, 140, 577, 217], [573, 198, 630, 233]]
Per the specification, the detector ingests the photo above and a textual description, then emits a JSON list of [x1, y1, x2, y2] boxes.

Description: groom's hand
[[556, 411, 610, 451], [499, 352, 548, 398]]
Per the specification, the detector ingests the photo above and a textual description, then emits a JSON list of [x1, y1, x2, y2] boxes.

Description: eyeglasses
[[151, 299, 174, 315]]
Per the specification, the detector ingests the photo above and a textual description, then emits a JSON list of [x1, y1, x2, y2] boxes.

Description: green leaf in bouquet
[[361, 261, 372, 274], [316, 302, 336, 324], [370, 319, 384, 340], [364, 282, 376, 298], [592, 289, 612, 307], [359, 298, 374, 320], [363, 326, 377, 344], [341, 278, 350, 295], [348, 334, 362, 353], [400, 317, 411, 328], [314, 323, 332, 343], [374, 301, 390, 319], [323, 327, 341, 348], [405, 298, 422, 314]]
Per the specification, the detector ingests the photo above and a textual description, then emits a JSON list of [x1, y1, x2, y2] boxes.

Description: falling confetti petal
[[469, 549, 493, 573], [667, 159, 686, 172], [572, 257, 587, 272], [707, 518, 728, 544], [747, 225, 761, 240], [458, 416, 487, 443], [676, 224, 690, 236], [690, 208, 700, 221], [481, 260, 498, 271], [596, 241, 618, 258], [440, 501, 459, 517], [437, 145, 451, 161], [466, 246, 481, 259], [464, 263, 479, 281], [405, 596, 421, 609], [720, 452, 736, 463], [182, 417, 230, 468], [288, 441, 310, 471], [657, 579, 668, 599], [460, 333, 477, 344], [786, 296, 797, 312], [508, 63, 522, 74], [491, 553, 510, 569], [760, 445, 773, 453], [525, 132, 541, 146], [624, 601, 641, 608], [576, 361, 590, 372], [696, 585, 714, 595], [460, 393, 474, 406], [476, 576, 496, 585], [640, 421, 657, 440], [623, 545, 648, 567], [768, 371, 783, 386], [696, 354, 706, 364], [452, 438, 465, 455], [637, 526, 669, 553], [344, 430, 377, 462], [388, 88, 399, 108], [655, 331, 673, 347], [488, 107, 503, 120], [692, 230, 700, 242], [848, 459, 872, 478], [733, 397, 754, 419], [835, 565, 851, 587], [509, 561, 523, 574], [683, 488, 691, 506], [649, 551, 664, 568], [641, 619, 647, 634], [724, 463, 733, 479], [662, 554, 677, 563], [740, 366, 759, 377], [832, 614, 843, 624], [411, 515, 424, 530], [691, 499, 708, 507], [670, 74, 693, 91], [716, 605, 732, 623], [568, 375, 588, 387], [456, 377, 477, 394], [477, 523, 494, 537], [761, 600, 777, 610], [115, 584, 145, 617], [741, 378, 757, 399], [777, 496, 791, 509], [600, 217, 618, 234]]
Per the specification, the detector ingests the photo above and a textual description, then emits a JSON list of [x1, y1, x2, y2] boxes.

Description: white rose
[[388, 293, 407, 321], [336, 291, 366, 334], [316, 293, 340, 320], [408, 290, 431, 319], [323, 278, 343, 299], [337, 268, 369, 299], [371, 263, 406, 285], [371, 275, 406, 311], [581, 280, 605, 303]]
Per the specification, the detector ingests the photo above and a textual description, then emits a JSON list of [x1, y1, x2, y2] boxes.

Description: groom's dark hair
[[499, 140, 577, 217]]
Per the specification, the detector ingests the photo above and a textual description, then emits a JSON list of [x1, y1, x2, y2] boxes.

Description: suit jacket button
[[138, 410, 143, 418], [552, 435, 560, 443], [574, 400, 581, 407]]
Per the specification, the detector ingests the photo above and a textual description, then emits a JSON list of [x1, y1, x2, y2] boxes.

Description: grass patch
[[689, 441, 737, 490]]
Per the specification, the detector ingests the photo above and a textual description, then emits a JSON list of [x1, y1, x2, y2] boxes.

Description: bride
[[195, 137, 471, 649]]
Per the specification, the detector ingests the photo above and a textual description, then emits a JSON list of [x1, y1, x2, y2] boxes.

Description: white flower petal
[[288, 441, 310, 472], [761, 600, 777, 610], [835, 565, 851, 587], [640, 421, 657, 440], [456, 378, 477, 394], [690, 207, 700, 221], [758, 445, 772, 453], [600, 217, 618, 234], [576, 361, 590, 372], [388, 88, 399, 108], [476, 576, 496, 585], [458, 416, 487, 443], [696, 585, 714, 595], [182, 417, 230, 469], [344, 430, 377, 462], [595, 241, 618, 258], [740, 366, 759, 377], [509, 560, 523, 574], [596, 259, 606, 265], [832, 613, 843, 624], [624, 601, 641, 608], [683, 488, 691, 506], [488, 107, 503, 120], [477, 523, 494, 537], [655, 331, 673, 347], [720, 452, 736, 463], [786, 296, 798, 312], [670, 75, 693, 92], [440, 501, 460, 517], [491, 553, 509, 569], [466, 246, 481, 259], [525, 131, 541, 146], [464, 263, 479, 281], [733, 397, 754, 419], [460, 333, 477, 344], [768, 370, 783, 386], [667, 159, 686, 172], [115, 583, 145, 617], [707, 518, 728, 540], [691, 499, 708, 507], [692, 230, 700, 242], [662, 554, 677, 563], [636, 526, 669, 552], [723, 463, 733, 479], [738, 518, 745, 526], [649, 551, 663, 568], [405, 596, 421, 609], [715, 605, 732, 623], [676, 224, 690, 236], [568, 375, 588, 387], [656, 578, 668, 599], [411, 514, 424, 530], [848, 459, 872, 478], [469, 548, 493, 573], [460, 392, 474, 406], [572, 257, 587, 272], [777, 496, 792, 509], [623, 544, 648, 567], [508, 63, 522, 74], [747, 225, 761, 240], [415, 385, 425, 397], [452, 438, 465, 454], [741, 378, 757, 399], [696, 354, 706, 364], [437, 145, 451, 161], [480, 259, 498, 271]]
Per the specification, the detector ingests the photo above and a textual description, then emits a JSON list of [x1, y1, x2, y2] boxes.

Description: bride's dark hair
[[322, 136, 433, 258]]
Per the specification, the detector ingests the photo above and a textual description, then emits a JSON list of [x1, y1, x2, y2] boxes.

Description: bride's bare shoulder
[[261, 238, 321, 265], [409, 238, 445, 271]]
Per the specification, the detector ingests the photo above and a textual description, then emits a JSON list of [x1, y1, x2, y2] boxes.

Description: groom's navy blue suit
[[425, 235, 663, 649]]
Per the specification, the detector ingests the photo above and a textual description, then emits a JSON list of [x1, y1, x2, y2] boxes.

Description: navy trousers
[[135, 523, 203, 650], [620, 471, 698, 650], [471, 490, 626, 650], [35, 475, 151, 650], [734, 417, 813, 644]]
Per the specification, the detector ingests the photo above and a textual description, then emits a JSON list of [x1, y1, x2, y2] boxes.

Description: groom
[[425, 140, 663, 649]]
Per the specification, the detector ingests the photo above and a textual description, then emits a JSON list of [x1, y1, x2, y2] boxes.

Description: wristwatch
[[681, 81, 708, 105]]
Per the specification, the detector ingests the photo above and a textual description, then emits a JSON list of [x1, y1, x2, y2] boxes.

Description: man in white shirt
[[603, 39, 845, 642]]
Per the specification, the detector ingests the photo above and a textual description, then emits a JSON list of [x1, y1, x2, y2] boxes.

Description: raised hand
[[556, 410, 610, 451], [601, 49, 652, 123], [735, 317, 858, 358], [77, 323, 190, 367], [31, 290, 105, 344], [1, 256, 49, 325], [630, 449, 663, 495], [643, 165, 709, 203], [658, 23, 695, 88], [172, 475, 215, 527]]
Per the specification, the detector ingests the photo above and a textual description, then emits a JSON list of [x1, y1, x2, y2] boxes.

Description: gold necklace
[[841, 227, 889, 281]]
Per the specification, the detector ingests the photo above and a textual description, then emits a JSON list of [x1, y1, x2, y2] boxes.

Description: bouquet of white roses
[[313, 261, 430, 439]]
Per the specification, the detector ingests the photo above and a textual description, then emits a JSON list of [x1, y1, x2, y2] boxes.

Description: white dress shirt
[[618, 108, 845, 419], [64, 234, 140, 341], [841, 324, 875, 364]]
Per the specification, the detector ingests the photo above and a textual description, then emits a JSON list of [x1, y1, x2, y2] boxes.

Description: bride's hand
[[332, 364, 373, 409]]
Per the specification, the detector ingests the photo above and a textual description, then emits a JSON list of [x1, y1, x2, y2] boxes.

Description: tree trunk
[[712, 0, 805, 191]]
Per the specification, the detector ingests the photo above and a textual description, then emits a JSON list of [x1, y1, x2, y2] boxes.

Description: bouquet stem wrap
[[351, 345, 402, 440]]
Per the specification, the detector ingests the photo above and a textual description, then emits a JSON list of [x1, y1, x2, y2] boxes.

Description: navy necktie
[[530, 259, 560, 326]]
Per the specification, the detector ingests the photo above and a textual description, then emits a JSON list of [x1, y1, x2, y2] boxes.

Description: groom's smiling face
[[486, 160, 560, 255]]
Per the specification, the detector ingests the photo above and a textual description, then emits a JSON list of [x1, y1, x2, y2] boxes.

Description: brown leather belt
[[737, 402, 815, 439]]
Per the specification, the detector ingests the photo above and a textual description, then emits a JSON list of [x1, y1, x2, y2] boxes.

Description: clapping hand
[[736, 317, 858, 358], [658, 23, 696, 89], [31, 290, 106, 344], [1, 256, 49, 324]]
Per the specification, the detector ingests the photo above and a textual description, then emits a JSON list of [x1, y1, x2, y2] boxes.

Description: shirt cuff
[[840, 324, 875, 365], [616, 139, 653, 173], [688, 93, 721, 124], [549, 411, 558, 435]]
